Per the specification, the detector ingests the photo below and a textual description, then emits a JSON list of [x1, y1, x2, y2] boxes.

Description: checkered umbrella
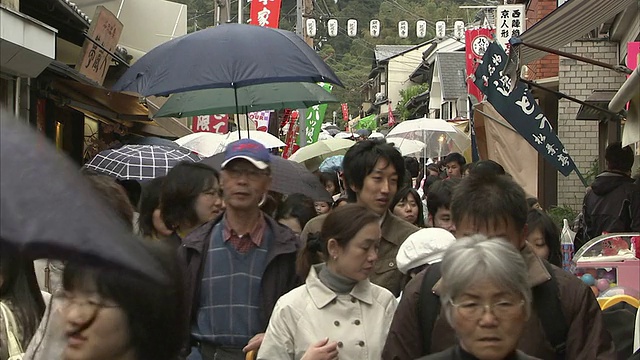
[[84, 145, 201, 181]]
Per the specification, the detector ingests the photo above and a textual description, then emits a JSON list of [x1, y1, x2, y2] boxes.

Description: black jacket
[[583, 171, 640, 240]]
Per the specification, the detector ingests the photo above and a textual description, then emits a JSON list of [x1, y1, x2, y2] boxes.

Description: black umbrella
[[201, 153, 332, 202], [0, 114, 166, 282], [112, 24, 343, 97]]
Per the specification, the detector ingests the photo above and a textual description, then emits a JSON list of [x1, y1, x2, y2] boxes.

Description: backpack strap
[[417, 262, 442, 355], [532, 260, 568, 359]]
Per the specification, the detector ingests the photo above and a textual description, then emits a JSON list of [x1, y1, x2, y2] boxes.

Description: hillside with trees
[[173, 0, 491, 120]]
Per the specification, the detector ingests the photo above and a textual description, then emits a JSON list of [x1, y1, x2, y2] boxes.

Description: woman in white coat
[[257, 204, 398, 360]]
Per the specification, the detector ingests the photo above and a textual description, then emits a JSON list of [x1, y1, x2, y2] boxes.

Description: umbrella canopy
[[84, 144, 201, 181], [289, 138, 355, 164], [174, 132, 226, 157], [155, 82, 339, 118], [334, 132, 358, 139], [201, 154, 332, 202], [386, 137, 426, 156], [112, 24, 343, 97], [369, 132, 385, 139], [319, 155, 344, 173], [0, 114, 165, 282], [121, 135, 182, 148], [387, 117, 470, 158], [223, 131, 285, 149]]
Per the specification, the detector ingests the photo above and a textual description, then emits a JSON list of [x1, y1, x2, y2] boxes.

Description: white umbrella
[[289, 138, 355, 163], [386, 137, 426, 156], [369, 132, 385, 139], [334, 132, 359, 139], [174, 132, 226, 157], [387, 117, 469, 159], [223, 131, 286, 149]]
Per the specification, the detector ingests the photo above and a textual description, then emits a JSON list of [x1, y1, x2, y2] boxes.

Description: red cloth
[[223, 214, 266, 253]]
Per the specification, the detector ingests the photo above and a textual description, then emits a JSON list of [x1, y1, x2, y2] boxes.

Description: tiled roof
[[374, 45, 416, 62], [60, 0, 91, 25], [436, 52, 467, 101]]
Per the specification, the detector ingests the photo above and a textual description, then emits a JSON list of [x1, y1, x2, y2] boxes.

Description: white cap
[[396, 228, 456, 274]]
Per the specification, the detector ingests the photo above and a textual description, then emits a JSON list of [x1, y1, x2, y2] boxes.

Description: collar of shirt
[[223, 212, 266, 248]]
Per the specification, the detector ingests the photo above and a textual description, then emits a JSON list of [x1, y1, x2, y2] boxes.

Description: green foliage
[[547, 205, 579, 230], [396, 83, 430, 120], [583, 157, 600, 186]]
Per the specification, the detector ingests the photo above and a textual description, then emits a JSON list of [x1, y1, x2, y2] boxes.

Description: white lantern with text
[[306, 18, 317, 37], [327, 19, 338, 37], [398, 21, 408, 38], [435, 21, 446, 39], [347, 19, 358, 37], [416, 20, 427, 38], [454, 21, 465, 40], [370, 19, 380, 38]]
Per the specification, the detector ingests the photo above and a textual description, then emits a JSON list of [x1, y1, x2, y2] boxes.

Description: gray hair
[[439, 235, 532, 325]]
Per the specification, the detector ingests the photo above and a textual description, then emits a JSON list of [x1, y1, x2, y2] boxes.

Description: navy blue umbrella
[[112, 24, 343, 97]]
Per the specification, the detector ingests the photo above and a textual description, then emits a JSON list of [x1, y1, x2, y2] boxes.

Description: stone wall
[[557, 39, 626, 210]]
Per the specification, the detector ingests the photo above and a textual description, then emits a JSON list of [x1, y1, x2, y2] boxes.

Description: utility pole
[[296, 0, 307, 146], [238, 0, 243, 24], [215, 0, 230, 26]]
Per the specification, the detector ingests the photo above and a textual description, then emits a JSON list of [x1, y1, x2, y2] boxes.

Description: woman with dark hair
[[0, 244, 46, 359], [526, 209, 562, 267], [160, 162, 223, 246], [275, 193, 317, 235], [258, 204, 397, 360], [390, 187, 425, 227], [318, 172, 340, 196], [137, 176, 173, 240], [57, 241, 185, 360]]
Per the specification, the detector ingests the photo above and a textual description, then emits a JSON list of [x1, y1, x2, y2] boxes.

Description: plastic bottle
[[560, 218, 575, 272]]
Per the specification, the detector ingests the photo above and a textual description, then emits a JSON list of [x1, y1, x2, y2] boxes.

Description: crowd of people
[[1, 136, 638, 360]]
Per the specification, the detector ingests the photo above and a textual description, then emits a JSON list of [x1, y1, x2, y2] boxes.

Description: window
[[441, 102, 451, 120]]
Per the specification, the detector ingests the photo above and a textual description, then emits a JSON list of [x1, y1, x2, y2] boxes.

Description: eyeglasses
[[55, 291, 120, 315], [225, 167, 268, 180], [449, 299, 525, 321]]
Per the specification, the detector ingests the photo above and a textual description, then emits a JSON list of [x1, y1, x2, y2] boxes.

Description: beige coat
[[300, 211, 418, 296], [257, 265, 398, 360]]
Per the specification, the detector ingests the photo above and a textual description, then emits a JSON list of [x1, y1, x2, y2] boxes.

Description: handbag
[[0, 301, 24, 360]]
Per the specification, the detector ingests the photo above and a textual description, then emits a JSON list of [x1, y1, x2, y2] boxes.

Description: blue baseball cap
[[222, 139, 271, 170]]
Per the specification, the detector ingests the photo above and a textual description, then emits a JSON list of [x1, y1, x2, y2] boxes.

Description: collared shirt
[[223, 213, 266, 253]]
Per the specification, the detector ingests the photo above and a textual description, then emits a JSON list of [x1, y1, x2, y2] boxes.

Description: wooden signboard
[[76, 6, 123, 85]]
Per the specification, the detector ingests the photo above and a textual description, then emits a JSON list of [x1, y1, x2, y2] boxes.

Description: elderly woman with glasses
[[417, 235, 541, 360]]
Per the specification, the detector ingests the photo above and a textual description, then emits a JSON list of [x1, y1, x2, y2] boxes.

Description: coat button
[[388, 261, 394, 267], [334, 320, 340, 326], [338, 342, 343, 348], [351, 297, 357, 303], [358, 340, 365, 347], [331, 299, 337, 304], [354, 319, 361, 325]]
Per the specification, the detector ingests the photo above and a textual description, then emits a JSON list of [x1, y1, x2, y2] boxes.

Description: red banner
[[282, 110, 299, 159], [192, 114, 228, 133], [341, 103, 349, 121], [387, 101, 396, 127], [249, 0, 282, 28], [465, 28, 494, 103]]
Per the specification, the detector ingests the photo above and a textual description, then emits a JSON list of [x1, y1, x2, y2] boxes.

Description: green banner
[[299, 82, 333, 145]]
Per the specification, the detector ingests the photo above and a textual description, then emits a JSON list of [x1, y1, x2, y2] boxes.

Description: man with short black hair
[[425, 178, 460, 235], [383, 173, 615, 360], [300, 139, 419, 296], [443, 152, 466, 178], [582, 142, 639, 244]]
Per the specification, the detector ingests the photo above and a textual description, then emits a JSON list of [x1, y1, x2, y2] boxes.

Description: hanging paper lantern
[[347, 19, 358, 37], [416, 20, 427, 38], [306, 19, 317, 37], [398, 21, 408, 38], [327, 19, 338, 37], [436, 20, 446, 39], [370, 19, 380, 38], [454, 20, 465, 40]]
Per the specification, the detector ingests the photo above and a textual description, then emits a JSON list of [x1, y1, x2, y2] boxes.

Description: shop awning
[[609, 67, 640, 147], [518, 0, 636, 65]]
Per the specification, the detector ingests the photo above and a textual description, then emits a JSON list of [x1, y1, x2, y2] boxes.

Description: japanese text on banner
[[495, 4, 525, 54], [249, 0, 282, 28], [299, 83, 333, 145], [192, 114, 228, 133], [474, 42, 577, 176]]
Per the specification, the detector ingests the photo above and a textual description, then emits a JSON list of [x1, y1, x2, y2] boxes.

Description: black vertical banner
[[474, 42, 577, 177]]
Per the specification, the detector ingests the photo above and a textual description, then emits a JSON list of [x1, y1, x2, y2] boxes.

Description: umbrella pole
[[245, 106, 250, 139], [234, 87, 241, 140]]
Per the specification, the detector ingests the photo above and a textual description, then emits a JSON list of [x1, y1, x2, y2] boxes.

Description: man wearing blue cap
[[178, 139, 300, 360]]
